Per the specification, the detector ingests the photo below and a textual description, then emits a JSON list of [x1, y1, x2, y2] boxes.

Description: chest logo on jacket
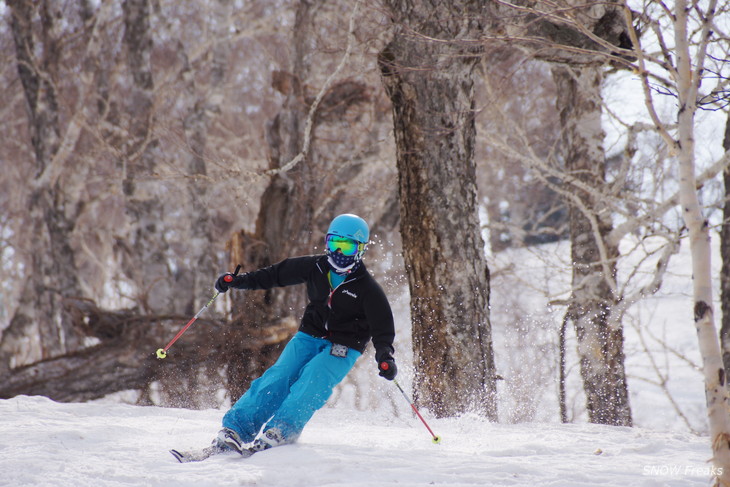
[[341, 289, 358, 299]]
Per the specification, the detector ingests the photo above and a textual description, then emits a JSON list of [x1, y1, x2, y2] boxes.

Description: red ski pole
[[391, 378, 442, 444], [155, 265, 240, 359]]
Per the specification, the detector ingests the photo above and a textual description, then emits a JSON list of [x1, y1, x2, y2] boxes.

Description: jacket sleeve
[[364, 280, 396, 362], [230, 256, 316, 290]]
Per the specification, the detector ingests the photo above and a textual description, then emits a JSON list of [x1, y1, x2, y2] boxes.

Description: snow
[[0, 394, 717, 487]]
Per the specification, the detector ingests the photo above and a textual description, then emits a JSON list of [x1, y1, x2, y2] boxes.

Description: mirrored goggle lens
[[326, 236, 360, 256]]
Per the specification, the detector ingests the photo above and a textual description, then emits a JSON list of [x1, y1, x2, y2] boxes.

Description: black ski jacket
[[228, 255, 395, 360]]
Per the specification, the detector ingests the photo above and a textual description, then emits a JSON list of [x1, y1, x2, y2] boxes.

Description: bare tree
[[476, 50, 569, 253], [2, 0, 90, 371], [473, 0, 636, 425], [639, 0, 730, 481], [169, 0, 234, 314], [116, 0, 176, 315], [223, 0, 326, 400], [378, 1, 498, 419], [224, 0, 392, 400], [0, 0, 401, 406], [482, 0, 727, 429], [722, 113, 730, 380], [603, 0, 730, 480], [552, 64, 631, 426]]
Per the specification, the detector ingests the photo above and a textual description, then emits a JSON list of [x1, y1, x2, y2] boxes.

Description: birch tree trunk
[[378, 1, 497, 419], [552, 65, 631, 426], [667, 0, 730, 482]]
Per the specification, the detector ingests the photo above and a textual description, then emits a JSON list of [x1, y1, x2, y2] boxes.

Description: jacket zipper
[[322, 265, 363, 331]]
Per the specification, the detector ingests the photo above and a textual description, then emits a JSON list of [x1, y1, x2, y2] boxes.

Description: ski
[[170, 445, 255, 463], [169, 445, 220, 463]]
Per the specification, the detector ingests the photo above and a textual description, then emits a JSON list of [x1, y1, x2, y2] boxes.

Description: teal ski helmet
[[325, 214, 369, 271], [326, 214, 369, 243]]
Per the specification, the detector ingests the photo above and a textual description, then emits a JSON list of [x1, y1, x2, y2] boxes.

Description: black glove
[[378, 355, 397, 381], [215, 273, 236, 293]]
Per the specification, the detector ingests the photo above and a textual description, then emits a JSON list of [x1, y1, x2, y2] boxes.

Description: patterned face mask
[[327, 249, 358, 272]]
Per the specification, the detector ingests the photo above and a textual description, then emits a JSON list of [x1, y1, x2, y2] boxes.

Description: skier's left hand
[[378, 355, 397, 380], [215, 273, 236, 293]]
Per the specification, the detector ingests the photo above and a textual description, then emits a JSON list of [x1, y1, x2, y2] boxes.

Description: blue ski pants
[[222, 331, 361, 443]]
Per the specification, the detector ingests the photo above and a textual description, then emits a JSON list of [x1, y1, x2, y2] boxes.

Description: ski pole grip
[[223, 265, 242, 283]]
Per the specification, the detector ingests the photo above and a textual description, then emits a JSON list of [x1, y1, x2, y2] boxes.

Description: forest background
[[1, 0, 730, 478]]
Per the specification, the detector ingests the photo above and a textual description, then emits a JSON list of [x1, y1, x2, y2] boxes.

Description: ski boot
[[251, 427, 286, 452], [215, 427, 245, 454]]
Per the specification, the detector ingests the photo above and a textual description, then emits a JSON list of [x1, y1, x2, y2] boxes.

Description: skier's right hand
[[378, 355, 397, 381], [215, 273, 236, 293]]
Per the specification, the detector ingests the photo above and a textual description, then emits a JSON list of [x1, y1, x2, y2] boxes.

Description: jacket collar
[[316, 254, 367, 279]]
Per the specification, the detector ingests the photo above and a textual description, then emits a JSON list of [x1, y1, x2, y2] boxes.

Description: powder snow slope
[[0, 395, 716, 487]]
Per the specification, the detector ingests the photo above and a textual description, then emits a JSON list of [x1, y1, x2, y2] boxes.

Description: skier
[[212, 213, 397, 455]]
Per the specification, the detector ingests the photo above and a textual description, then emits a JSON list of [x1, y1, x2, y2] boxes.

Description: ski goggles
[[326, 235, 363, 256]]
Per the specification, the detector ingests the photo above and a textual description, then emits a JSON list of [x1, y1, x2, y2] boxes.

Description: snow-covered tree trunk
[[552, 65, 631, 426], [378, 1, 497, 419]]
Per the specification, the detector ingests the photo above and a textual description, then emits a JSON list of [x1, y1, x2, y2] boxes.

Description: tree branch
[[265, 0, 362, 177]]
